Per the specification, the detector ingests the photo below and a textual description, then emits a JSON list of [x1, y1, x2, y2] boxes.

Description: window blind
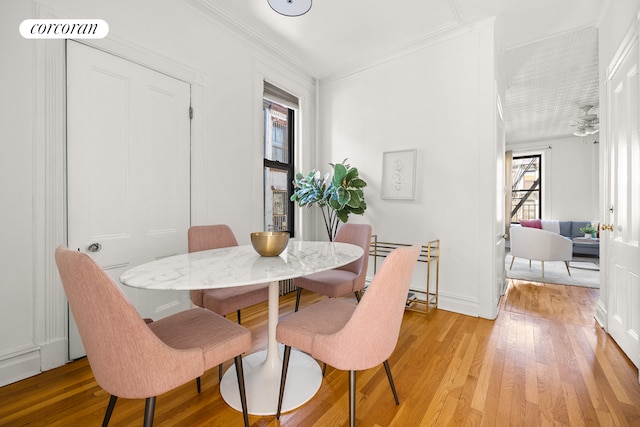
[[263, 81, 299, 109]]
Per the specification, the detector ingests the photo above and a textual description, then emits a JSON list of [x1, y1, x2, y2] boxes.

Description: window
[[263, 82, 296, 235], [510, 154, 541, 223]]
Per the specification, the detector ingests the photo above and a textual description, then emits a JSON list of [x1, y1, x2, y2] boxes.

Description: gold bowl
[[250, 231, 289, 257]]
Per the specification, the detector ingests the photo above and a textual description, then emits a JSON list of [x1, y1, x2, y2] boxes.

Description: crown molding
[[171, 0, 474, 83], [318, 20, 468, 83], [171, 0, 316, 78]]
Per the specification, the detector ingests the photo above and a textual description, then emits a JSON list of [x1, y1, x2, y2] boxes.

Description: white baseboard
[[437, 292, 480, 317], [0, 345, 41, 387], [0, 339, 68, 387], [595, 300, 607, 329], [39, 338, 68, 371]]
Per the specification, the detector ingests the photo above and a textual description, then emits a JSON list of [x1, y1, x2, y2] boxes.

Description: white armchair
[[509, 226, 572, 277]]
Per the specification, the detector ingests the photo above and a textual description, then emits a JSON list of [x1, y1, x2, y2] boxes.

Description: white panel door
[[495, 96, 507, 303], [66, 41, 192, 359], [605, 30, 640, 372]]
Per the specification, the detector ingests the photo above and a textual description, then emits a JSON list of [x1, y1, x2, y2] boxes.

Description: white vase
[[584, 234, 592, 239]]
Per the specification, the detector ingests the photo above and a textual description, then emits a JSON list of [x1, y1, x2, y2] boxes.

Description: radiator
[[279, 278, 295, 295]]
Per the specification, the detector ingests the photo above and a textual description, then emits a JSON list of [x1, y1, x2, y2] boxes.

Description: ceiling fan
[[572, 105, 599, 137]]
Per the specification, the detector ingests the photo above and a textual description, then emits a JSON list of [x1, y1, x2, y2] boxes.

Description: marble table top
[[119, 240, 364, 290]]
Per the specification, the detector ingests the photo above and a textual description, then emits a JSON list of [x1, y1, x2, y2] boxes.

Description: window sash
[[263, 87, 295, 236], [511, 154, 542, 222]]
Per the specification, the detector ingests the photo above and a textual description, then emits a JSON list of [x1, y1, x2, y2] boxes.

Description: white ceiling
[[188, 0, 604, 143], [503, 26, 599, 143]]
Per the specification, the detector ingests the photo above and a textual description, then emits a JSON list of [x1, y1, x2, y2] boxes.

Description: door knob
[[601, 224, 614, 231], [86, 242, 102, 252]]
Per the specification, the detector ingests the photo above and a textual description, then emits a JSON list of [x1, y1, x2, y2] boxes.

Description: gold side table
[[368, 235, 440, 316]]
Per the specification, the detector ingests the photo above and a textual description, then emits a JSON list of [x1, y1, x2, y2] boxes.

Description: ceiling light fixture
[[267, 0, 312, 17], [573, 126, 599, 137], [571, 105, 599, 137]]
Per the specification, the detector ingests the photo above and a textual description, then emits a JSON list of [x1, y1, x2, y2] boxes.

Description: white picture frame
[[381, 149, 417, 200]]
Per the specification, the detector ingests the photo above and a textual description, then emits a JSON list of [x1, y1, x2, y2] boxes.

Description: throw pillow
[[519, 219, 542, 229], [559, 221, 572, 237]]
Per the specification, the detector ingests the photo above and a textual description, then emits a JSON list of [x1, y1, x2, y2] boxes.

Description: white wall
[[0, 0, 38, 385], [0, 0, 316, 385], [507, 136, 600, 221], [317, 22, 500, 318]]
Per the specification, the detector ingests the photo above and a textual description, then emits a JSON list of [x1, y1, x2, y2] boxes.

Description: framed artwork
[[381, 149, 417, 200]]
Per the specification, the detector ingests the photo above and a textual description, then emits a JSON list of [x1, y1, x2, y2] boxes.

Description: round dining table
[[119, 240, 364, 416]]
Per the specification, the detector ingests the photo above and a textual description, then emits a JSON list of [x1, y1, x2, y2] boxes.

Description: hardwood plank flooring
[[1, 280, 639, 426]]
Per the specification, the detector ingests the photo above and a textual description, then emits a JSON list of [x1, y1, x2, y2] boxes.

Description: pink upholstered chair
[[293, 223, 372, 311], [276, 244, 420, 426], [188, 225, 269, 324], [55, 246, 251, 427]]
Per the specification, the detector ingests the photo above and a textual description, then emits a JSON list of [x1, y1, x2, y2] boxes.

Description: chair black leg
[[196, 376, 201, 393], [383, 360, 399, 404], [276, 345, 292, 419], [295, 287, 302, 311], [232, 310, 242, 382], [354, 291, 361, 303], [322, 362, 327, 376], [218, 363, 223, 381], [143, 396, 156, 427], [234, 355, 249, 427], [349, 370, 356, 427], [102, 395, 118, 427]]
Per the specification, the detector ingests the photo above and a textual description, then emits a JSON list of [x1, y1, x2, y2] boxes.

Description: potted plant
[[579, 224, 598, 238], [291, 159, 367, 241]]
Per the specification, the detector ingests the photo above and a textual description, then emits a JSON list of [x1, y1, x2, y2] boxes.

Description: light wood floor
[[2, 280, 640, 426]]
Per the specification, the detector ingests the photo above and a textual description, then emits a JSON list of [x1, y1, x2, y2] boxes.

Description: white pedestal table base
[[219, 346, 322, 416]]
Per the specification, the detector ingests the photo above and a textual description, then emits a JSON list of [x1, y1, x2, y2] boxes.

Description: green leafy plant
[[291, 159, 367, 241], [579, 224, 598, 235]]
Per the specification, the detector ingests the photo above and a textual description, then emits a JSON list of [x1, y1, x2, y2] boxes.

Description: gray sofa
[[558, 220, 600, 257]]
